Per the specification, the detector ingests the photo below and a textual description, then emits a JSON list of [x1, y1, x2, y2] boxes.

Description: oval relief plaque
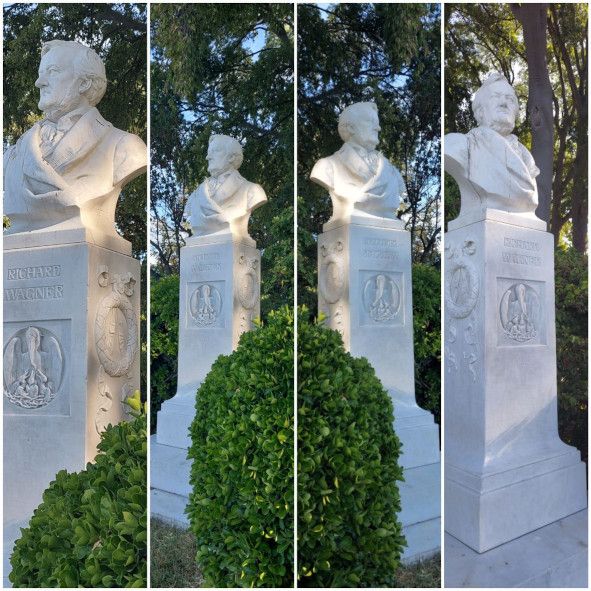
[[446, 258, 479, 319], [95, 290, 138, 377], [3, 326, 64, 409]]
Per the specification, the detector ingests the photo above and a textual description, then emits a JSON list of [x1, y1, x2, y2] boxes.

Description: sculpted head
[[206, 134, 244, 178], [472, 73, 519, 136], [35, 40, 107, 120], [338, 101, 380, 150]]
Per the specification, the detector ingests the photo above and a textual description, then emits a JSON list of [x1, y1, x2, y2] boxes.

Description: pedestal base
[[445, 448, 587, 552], [394, 396, 441, 562], [150, 435, 191, 526], [445, 510, 588, 588]]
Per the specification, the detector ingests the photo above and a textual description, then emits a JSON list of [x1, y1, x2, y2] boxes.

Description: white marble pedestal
[[3, 236, 140, 584], [318, 219, 441, 563], [151, 235, 261, 524], [444, 214, 587, 555]]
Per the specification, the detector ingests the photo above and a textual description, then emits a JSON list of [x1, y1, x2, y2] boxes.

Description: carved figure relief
[[319, 240, 345, 304], [95, 270, 138, 377], [4, 326, 64, 409], [445, 239, 479, 319], [189, 284, 223, 327], [362, 273, 401, 323], [499, 282, 540, 342]]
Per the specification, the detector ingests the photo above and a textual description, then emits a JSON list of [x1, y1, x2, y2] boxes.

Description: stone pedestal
[[444, 215, 587, 554], [318, 220, 440, 563], [3, 237, 140, 583], [151, 235, 261, 524]]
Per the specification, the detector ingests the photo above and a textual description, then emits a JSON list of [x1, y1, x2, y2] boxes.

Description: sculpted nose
[[35, 75, 45, 88]]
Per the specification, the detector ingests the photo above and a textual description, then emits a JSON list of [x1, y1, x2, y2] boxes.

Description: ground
[[151, 517, 441, 588]]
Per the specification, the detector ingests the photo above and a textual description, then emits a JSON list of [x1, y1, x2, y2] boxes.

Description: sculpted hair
[[41, 40, 107, 107], [472, 72, 519, 126], [209, 134, 244, 169], [338, 101, 378, 142]]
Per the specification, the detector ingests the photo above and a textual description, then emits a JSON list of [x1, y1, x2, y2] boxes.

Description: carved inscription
[[362, 238, 398, 261], [4, 285, 64, 301], [4, 264, 64, 301], [4, 326, 64, 409], [192, 253, 222, 274], [6, 265, 61, 280], [501, 237, 542, 267]]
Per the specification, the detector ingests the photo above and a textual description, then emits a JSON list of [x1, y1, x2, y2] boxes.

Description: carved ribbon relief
[[4, 326, 64, 409], [237, 254, 260, 335], [95, 270, 138, 377], [319, 239, 346, 339], [445, 239, 480, 381]]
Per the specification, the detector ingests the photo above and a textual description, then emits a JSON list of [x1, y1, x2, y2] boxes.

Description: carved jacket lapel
[[43, 107, 112, 175]]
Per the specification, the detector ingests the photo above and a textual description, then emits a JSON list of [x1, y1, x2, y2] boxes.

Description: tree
[[150, 4, 294, 318], [297, 3, 441, 314]]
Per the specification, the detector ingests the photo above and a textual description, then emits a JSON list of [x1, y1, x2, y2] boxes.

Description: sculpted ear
[[78, 77, 92, 95]]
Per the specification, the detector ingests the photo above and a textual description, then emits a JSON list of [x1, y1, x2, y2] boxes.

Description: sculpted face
[[207, 137, 235, 178], [35, 45, 89, 118], [478, 80, 518, 135], [348, 107, 381, 150]]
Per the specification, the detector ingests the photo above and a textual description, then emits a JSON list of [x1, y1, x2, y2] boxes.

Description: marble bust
[[184, 134, 267, 244], [310, 101, 406, 226], [3, 40, 147, 239], [445, 73, 540, 222]]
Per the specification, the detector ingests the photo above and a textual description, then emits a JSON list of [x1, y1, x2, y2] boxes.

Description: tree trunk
[[512, 4, 554, 225]]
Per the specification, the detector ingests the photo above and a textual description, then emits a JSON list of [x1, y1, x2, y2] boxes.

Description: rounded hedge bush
[[298, 308, 405, 587], [187, 307, 294, 588], [10, 413, 147, 588]]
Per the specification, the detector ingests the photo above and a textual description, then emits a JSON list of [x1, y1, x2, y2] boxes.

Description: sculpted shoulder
[[246, 179, 267, 211], [113, 131, 147, 187], [444, 132, 469, 176], [310, 154, 335, 191]]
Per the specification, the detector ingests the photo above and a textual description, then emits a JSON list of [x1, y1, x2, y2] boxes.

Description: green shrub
[[298, 308, 405, 587], [187, 307, 294, 588], [412, 263, 441, 424], [555, 247, 588, 461], [150, 273, 179, 431], [10, 413, 147, 588]]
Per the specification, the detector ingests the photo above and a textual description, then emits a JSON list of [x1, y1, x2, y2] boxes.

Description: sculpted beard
[[38, 78, 85, 122]]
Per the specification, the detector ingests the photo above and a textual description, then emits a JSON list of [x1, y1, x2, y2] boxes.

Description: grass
[[151, 516, 440, 589], [393, 554, 441, 588], [150, 518, 204, 588]]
